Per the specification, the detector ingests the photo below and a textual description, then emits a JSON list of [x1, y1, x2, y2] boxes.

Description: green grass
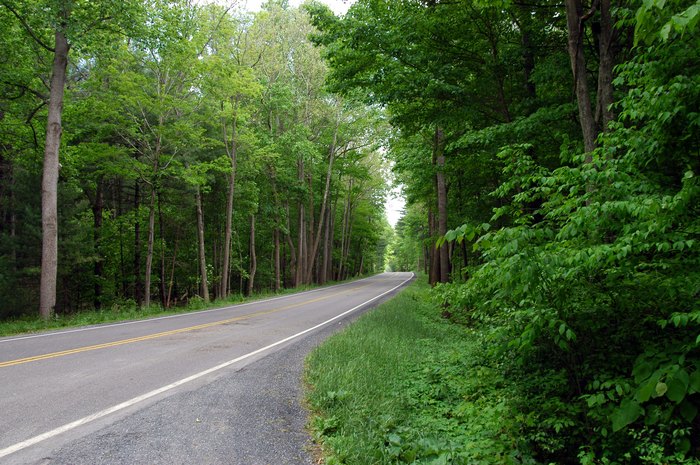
[[305, 276, 532, 465], [0, 276, 367, 338]]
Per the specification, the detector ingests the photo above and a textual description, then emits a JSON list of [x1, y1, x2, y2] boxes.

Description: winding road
[[0, 272, 413, 465]]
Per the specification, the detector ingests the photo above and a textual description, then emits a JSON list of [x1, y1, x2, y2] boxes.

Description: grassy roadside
[[305, 276, 530, 465], [0, 275, 370, 337]]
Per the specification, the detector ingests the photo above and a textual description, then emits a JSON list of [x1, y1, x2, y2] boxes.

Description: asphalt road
[[0, 272, 413, 465]]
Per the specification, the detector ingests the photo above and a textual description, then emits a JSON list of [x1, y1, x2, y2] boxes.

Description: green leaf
[[633, 361, 653, 383], [660, 22, 672, 40], [689, 370, 700, 393], [635, 380, 656, 403], [666, 376, 688, 403], [611, 399, 643, 432], [655, 382, 668, 397]]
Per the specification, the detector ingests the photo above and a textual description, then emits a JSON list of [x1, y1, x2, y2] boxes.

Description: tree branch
[[0, 1, 55, 52]]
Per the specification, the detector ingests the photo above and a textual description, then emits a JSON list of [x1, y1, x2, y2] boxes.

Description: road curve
[[0, 272, 413, 465]]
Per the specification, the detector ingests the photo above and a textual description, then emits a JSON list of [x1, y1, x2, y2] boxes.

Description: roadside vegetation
[[0, 276, 365, 337], [306, 0, 699, 462], [306, 277, 527, 464]]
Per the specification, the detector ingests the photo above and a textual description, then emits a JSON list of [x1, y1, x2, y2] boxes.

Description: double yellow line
[[1, 283, 371, 369]]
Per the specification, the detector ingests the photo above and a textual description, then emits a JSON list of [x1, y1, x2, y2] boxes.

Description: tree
[[1, 0, 142, 318]]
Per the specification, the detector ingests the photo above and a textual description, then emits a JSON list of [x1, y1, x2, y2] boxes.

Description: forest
[[1, 0, 699, 461], [0, 0, 392, 320], [304, 0, 700, 462]]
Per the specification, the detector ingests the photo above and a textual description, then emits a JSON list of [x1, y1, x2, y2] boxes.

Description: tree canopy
[[0, 0, 392, 318], [308, 0, 700, 461]]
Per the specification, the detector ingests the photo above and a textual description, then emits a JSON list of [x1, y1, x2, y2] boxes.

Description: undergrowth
[[305, 276, 533, 464]]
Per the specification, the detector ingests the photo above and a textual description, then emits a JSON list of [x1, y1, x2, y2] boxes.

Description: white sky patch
[[385, 186, 406, 228], [239, 0, 353, 14]]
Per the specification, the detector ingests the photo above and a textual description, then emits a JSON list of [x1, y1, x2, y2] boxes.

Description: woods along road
[[0, 272, 413, 465]]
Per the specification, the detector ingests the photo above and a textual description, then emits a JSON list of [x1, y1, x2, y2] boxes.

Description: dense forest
[[2, 0, 700, 461], [305, 0, 700, 462], [0, 0, 392, 320]]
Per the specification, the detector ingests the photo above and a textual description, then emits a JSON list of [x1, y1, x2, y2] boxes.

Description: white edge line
[[0, 273, 414, 459], [0, 273, 390, 344]]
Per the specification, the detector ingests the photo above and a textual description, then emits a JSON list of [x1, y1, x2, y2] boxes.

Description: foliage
[[306, 277, 535, 465], [308, 0, 700, 462], [434, 18, 700, 464], [0, 1, 393, 318]]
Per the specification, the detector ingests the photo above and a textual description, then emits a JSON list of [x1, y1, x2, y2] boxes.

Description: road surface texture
[[0, 272, 413, 465]]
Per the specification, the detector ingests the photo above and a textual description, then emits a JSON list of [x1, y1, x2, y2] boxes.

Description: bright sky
[[240, 0, 353, 14], [385, 187, 406, 228]]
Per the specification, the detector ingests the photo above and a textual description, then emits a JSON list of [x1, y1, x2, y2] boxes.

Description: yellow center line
[[0, 282, 374, 369]]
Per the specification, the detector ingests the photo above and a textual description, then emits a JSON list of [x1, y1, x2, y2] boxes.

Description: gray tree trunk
[[435, 127, 449, 283], [133, 179, 143, 305], [92, 177, 104, 309], [595, 0, 615, 131], [273, 227, 281, 292], [143, 183, 156, 308], [221, 96, 239, 298], [195, 185, 209, 303], [565, 0, 599, 156], [39, 29, 70, 319], [295, 159, 305, 286], [306, 125, 337, 283], [247, 214, 256, 297]]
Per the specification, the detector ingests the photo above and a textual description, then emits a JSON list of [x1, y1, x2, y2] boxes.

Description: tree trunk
[[273, 227, 281, 292], [166, 239, 178, 308], [337, 184, 352, 281], [428, 207, 440, 285], [306, 126, 337, 283], [326, 201, 336, 282], [269, 173, 282, 292], [158, 193, 167, 308], [295, 159, 305, 286], [10, 170, 17, 267], [435, 127, 449, 283], [519, 7, 537, 100], [92, 177, 104, 310], [358, 246, 365, 276], [595, 0, 615, 132], [341, 199, 355, 281], [306, 173, 314, 283], [285, 201, 297, 287], [134, 179, 143, 305], [212, 237, 218, 300], [221, 96, 239, 298], [565, 0, 599, 156], [144, 184, 156, 308], [195, 185, 209, 303], [117, 179, 128, 298], [320, 202, 332, 285], [247, 214, 256, 297], [39, 29, 70, 319]]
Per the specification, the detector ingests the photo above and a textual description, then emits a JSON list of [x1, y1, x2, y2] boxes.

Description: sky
[[385, 187, 406, 228], [240, 0, 353, 14]]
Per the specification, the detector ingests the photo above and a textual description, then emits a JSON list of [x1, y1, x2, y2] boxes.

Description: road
[[0, 272, 413, 465]]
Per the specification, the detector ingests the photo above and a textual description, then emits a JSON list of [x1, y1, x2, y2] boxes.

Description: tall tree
[[1, 0, 141, 318]]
